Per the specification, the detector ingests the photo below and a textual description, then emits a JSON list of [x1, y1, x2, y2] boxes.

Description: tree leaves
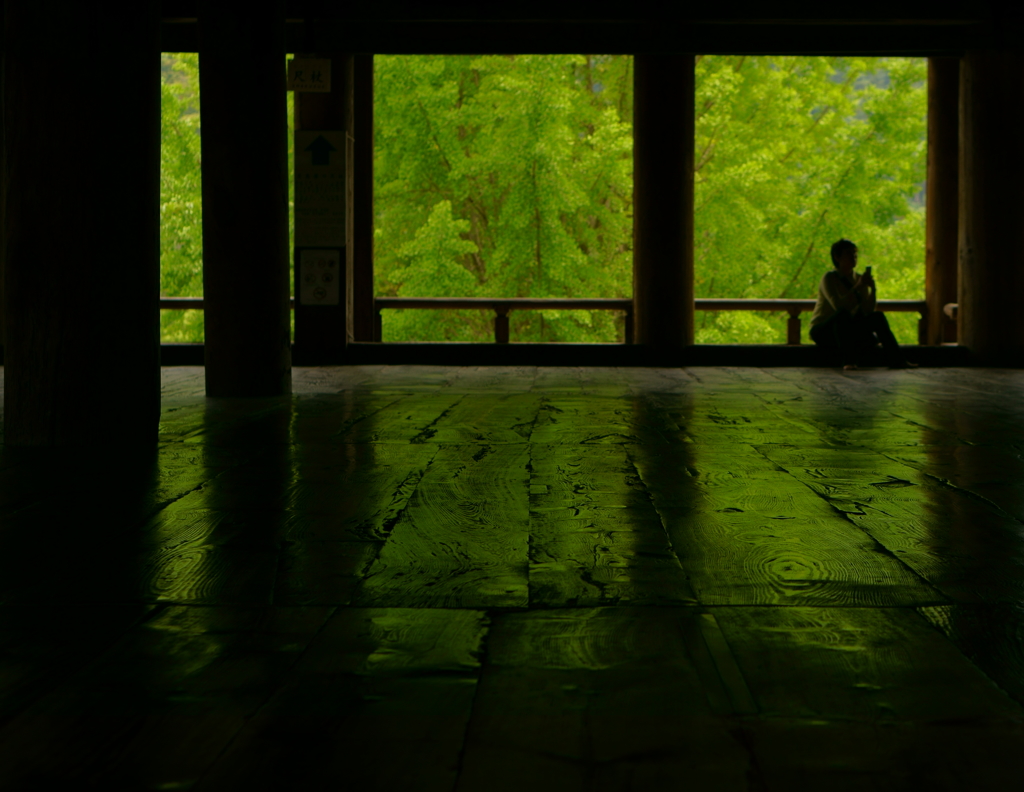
[[156, 54, 926, 346], [694, 56, 927, 343], [160, 53, 204, 342], [160, 54, 297, 343], [374, 54, 634, 342]]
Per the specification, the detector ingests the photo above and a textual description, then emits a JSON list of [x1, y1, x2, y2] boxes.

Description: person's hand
[[858, 271, 874, 290]]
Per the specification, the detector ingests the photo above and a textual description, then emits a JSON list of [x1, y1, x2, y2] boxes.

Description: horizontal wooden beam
[[150, 341, 971, 368], [159, 18, 983, 55], [694, 298, 927, 313], [375, 297, 633, 312]]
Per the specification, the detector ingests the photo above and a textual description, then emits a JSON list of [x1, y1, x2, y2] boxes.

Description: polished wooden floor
[[1, 364, 1024, 790]]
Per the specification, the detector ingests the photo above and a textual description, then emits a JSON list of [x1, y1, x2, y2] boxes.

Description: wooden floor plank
[[0, 603, 153, 725], [419, 392, 542, 444], [456, 608, 752, 792], [273, 540, 379, 605], [715, 606, 1024, 722], [530, 445, 695, 606], [662, 510, 939, 606], [744, 719, 1024, 791], [0, 605, 333, 790], [193, 607, 486, 792], [356, 445, 531, 608], [630, 443, 939, 606], [919, 602, 1024, 709], [334, 392, 468, 443]]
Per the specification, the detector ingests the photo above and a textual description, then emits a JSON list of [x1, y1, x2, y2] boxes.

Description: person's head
[[830, 239, 858, 271]]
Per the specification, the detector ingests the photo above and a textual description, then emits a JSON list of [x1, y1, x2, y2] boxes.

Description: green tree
[[374, 54, 634, 342], [158, 54, 925, 346], [375, 54, 926, 345], [160, 53, 204, 342], [693, 56, 927, 344], [160, 53, 296, 343]]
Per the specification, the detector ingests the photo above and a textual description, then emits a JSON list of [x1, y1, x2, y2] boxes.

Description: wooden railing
[[694, 298, 929, 345], [371, 297, 929, 344], [373, 297, 635, 344], [158, 296, 929, 345]]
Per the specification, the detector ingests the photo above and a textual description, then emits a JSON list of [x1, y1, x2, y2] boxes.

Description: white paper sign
[[294, 130, 345, 247], [299, 249, 340, 306]]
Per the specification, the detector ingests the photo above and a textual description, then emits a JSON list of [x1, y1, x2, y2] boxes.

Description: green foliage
[[376, 54, 926, 344], [374, 55, 634, 342], [159, 54, 296, 343], [156, 54, 926, 346], [160, 53, 204, 342], [693, 55, 927, 343]]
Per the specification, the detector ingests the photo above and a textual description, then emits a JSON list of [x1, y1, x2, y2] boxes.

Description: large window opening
[[373, 55, 635, 343], [159, 53, 297, 345], [693, 56, 928, 345], [159, 53, 203, 343], [159, 53, 928, 349]]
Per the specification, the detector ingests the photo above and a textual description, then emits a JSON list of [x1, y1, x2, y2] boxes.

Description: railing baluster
[[494, 304, 510, 344], [787, 309, 802, 345]]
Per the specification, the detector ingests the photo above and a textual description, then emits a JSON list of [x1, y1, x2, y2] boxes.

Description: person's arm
[[860, 272, 877, 312]]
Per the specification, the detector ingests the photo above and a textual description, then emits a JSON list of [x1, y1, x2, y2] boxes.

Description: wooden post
[[3, 2, 161, 445], [199, 3, 292, 396], [0, 38, 5, 362], [632, 54, 695, 354], [958, 50, 1024, 364], [918, 311, 929, 346], [494, 305, 510, 344], [926, 57, 960, 345], [348, 54, 376, 343], [293, 52, 347, 364], [786, 310, 802, 345]]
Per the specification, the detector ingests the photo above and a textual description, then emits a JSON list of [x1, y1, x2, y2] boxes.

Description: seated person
[[809, 239, 915, 370]]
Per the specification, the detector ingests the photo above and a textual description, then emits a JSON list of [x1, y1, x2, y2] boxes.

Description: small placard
[[294, 130, 345, 247], [299, 249, 341, 306], [288, 58, 331, 92]]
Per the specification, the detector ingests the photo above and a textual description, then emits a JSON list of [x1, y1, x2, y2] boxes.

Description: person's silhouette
[[808, 239, 916, 370]]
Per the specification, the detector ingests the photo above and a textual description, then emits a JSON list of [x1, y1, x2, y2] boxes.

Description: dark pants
[[810, 310, 901, 366]]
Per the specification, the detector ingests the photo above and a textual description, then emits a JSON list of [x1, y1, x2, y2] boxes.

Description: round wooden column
[[199, 4, 292, 396], [925, 57, 959, 346], [959, 50, 1024, 365], [2, 3, 161, 445], [632, 54, 695, 354]]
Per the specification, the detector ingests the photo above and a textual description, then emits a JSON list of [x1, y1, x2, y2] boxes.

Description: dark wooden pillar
[[2, 2, 160, 445], [349, 53, 376, 343], [293, 54, 348, 364], [632, 54, 695, 353], [925, 57, 960, 345], [199, 4, 291, 396], [958, 50, 1024, 364], [0, 30, 6, 361]]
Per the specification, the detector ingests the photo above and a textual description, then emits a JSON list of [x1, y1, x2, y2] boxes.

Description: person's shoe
[[889, 360, 918, 369], [843, 363, 858, 370]]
